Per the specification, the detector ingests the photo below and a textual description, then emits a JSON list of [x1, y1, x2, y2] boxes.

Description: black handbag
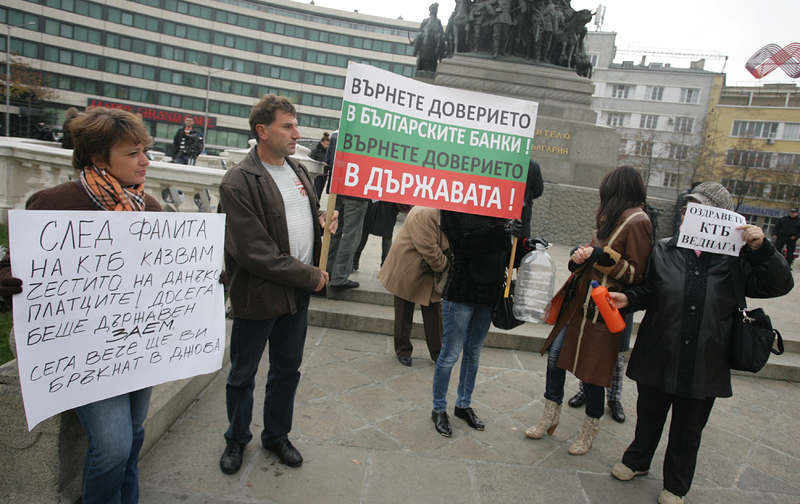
[[728, 257, 784, 373], [492, 279, 525, 330]]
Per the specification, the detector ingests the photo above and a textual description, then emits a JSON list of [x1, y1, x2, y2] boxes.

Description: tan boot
[[525, 399, 562, 439], [568, 416, 600, 455]]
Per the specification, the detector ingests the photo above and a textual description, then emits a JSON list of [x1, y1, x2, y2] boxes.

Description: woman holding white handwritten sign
[[0, 108, 161, 504], [607, 183, 792, 504]]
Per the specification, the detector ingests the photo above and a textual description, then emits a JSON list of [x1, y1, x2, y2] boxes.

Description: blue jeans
[[225, 290, 309, 446], [544, 325, 604, 419], [74, 387, 152, 504], [432, 300, 493, 413]]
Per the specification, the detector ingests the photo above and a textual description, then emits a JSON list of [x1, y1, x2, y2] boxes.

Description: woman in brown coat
[[525, 166, 653, 455], [379, 206, 449, 366]]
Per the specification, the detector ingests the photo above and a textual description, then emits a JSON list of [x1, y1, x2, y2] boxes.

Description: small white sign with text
[[677, 203, 746, 257]]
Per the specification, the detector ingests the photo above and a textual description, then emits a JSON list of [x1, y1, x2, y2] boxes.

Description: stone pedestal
[[433, 54, 620, 189]]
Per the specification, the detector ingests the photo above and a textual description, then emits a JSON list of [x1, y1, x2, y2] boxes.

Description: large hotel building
[[1, 0, 419, 154]]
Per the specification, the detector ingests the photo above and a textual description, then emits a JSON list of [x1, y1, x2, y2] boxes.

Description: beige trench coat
[[379, 206, 449, 306]]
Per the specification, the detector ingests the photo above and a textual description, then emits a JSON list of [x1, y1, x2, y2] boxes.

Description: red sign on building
[[87, 99, 216, 128]]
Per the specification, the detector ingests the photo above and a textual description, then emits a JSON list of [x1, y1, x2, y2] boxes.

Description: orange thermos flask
[[590, 280, 626, 333]]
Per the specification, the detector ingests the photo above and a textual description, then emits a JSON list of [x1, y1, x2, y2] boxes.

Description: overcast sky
[[311, 0, 799, 86]]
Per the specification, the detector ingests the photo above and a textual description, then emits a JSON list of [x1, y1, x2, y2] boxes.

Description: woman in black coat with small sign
[[608, 182, 792, 504]]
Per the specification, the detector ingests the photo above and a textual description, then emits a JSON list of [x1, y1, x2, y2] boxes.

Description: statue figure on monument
[[537, 0, 558, 62], [445, 0, 473, 56], [491, 0, 514, 58], [550, 8, 593, 68], [413, 3, 446, 72], [470, 0, 496, 53]]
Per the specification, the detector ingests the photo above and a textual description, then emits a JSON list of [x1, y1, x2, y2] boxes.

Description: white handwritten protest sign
[[8, 210, 226, 430], [329, 62, 538, 219], [677, 203, 746, 256]]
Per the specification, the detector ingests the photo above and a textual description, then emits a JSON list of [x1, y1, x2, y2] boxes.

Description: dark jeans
[[224, 290, 310, 446], [74, 387, 151, 504], [544, 325, 604, 418], [774, 235, 796, 265], [622, 383, 715, 497]]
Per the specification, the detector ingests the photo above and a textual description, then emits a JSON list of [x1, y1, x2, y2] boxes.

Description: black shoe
[[397, 355, 412, 367], [219, 442, 246, 474], [568, 391, 585, 408], [330, 279, 359, 291], [263, 439, 303, 467], [608, 400, 626, 423], [454, 406, 485, 430], [431, 410, 452, 437]]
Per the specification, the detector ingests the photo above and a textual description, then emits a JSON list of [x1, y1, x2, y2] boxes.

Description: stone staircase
[[309, 267, 800, 382]]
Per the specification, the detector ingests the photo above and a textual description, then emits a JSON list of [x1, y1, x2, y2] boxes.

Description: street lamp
[[3, 21, 36, 137], [192, 61, 228, 153]]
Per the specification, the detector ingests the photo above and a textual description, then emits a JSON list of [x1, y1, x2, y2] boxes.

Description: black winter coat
[[624, 237, 793, 399], [774, 215, 800, 238], [440, 211, 511, 306]]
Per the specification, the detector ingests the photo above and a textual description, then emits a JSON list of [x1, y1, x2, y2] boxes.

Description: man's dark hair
[[249, 94, 296, 141]]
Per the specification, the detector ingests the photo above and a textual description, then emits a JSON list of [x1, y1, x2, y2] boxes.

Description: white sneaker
[[611, 462, 648, 481], [658, 489, 685, 504]]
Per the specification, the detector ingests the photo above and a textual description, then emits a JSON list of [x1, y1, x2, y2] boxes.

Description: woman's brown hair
[[70, 108, 152, 171], [595, 166, 647, 241]]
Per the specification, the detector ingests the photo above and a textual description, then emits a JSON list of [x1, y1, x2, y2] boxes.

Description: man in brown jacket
[[379, 206, 449, 366], [217, 95, 336, 474]]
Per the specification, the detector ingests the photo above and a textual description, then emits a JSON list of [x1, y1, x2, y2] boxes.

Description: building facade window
[[731, 120, 779, 139], [776, 153, 800, 170], [725, 149, 773, 168], [606, 112, 625, 127], [662, 172, 679, 188], [640, 114, 659, 129], [680, 88, 700, 104], [668, 144, 689, 159], [611, 84, 631, 99], [783, 123, 800, 140], [634, 141, 653, 157], [645, 86, 664, 101], [674, 117, 694, 133]]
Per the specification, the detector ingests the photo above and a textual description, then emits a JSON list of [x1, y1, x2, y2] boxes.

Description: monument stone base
[[433, 53, 620, 190]]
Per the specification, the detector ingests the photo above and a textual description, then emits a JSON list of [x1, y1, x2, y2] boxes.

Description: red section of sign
[[745, 43, 800, 79], [87, 99, 216, 128], [330, 152, 526, 219]]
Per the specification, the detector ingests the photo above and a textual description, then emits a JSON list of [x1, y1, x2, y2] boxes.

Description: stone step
[[309, 293, 800, 382]]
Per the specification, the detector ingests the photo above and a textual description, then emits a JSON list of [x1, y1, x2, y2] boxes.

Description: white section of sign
[[8, 211, 226, 430], [342, 62, 538, 137], [677, 203, 746, 257]]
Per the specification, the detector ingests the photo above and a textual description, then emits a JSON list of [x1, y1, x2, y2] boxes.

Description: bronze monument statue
[[420, 0, 594, 77], [412, 3, 446, 72]]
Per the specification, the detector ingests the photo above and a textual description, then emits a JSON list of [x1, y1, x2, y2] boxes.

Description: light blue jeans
[[74, 387, 152, 504], [432, 300, 493, 413]]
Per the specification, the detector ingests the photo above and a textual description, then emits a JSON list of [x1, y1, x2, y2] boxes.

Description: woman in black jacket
[[609, 182, 793, 504]]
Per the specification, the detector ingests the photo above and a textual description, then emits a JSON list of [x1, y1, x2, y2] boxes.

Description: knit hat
[[684, 182, 734, 211]]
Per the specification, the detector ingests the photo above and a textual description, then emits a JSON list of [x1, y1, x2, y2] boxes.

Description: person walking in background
[[310, 132, 330, 199], [353, 201, 401, 270], [217, 95, 337, 474], [771, 208, 800, 269], [172, 116, 202, 165], [324, 130, 368, 291], [609, 182, 792, 504], [1, 108, 162, 504], [526, 166, 652, 455], [379, 206, 449, 367], [60, 107, 79, 149]]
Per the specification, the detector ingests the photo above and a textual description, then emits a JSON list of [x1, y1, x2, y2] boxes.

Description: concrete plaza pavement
[[138, 231, 800, 504]]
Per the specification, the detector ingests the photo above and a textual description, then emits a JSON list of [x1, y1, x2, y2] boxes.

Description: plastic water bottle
[[589, 280, 626, 333], [513, 243, 557, 323]]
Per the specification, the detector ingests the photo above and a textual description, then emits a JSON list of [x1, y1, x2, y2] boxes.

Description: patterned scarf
[[81, 165, 146, 212]]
